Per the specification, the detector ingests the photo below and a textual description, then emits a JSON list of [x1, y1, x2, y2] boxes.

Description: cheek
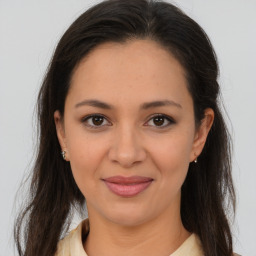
[[66, 130, 108, 195], [149, 131, 194, 187], [152, 131, 194, 168]]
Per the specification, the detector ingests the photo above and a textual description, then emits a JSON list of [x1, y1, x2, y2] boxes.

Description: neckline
[[73, 219, 202, 256]]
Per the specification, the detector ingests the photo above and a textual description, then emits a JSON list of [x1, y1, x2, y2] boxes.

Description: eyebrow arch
[[75, 99, 182, 110], [141, 100, 182, 109], [75, 99, 113, 109]]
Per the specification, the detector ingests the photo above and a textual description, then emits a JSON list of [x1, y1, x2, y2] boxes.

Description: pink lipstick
[[103, 176, 153, 197]]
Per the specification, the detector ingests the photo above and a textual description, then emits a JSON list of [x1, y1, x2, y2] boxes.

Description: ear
[[54, 110, 69, 161], [190, 108, 214, 162]]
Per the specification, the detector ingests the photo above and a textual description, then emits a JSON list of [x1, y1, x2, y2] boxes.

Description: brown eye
[[83, 114, 111, 128], [92, 116, 104, 126], [146, 114, 174, 128], [153, 116, 165, 126]]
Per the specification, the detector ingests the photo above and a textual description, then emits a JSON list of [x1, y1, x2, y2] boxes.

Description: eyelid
[[82, 114, 112, 129], [144, 113, 175, 128]]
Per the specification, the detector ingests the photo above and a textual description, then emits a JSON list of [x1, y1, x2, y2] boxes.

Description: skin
[[54, 39, 214, 256]]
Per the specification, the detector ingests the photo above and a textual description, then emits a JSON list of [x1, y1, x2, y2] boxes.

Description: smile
[[103, 176, 153, 197]]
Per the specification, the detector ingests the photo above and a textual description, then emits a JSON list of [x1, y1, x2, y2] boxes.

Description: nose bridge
[[108, 122, 146, 167]]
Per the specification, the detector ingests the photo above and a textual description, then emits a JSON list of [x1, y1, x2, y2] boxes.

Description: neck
[[84, 208, 190, 256]]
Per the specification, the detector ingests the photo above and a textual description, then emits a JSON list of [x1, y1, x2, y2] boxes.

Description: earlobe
[[54, 110, 69, 160], [190, 108, 214, 162]]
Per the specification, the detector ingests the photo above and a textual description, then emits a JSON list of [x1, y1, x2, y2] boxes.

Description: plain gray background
[[0, 0, 255, 255]]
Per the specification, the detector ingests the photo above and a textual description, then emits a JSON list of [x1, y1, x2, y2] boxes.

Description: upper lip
[[103, 176, 153, 185]]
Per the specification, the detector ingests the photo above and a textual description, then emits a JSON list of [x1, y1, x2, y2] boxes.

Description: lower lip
[[104, 181, 153, 197]]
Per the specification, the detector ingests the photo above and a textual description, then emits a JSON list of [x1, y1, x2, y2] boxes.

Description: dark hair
[[14, 0, 236, 256]]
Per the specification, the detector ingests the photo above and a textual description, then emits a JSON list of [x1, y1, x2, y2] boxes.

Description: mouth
[[102, 176, 153, 197]]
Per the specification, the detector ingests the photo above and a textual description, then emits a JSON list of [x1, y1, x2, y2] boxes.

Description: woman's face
[[55, 40, 213, 226]]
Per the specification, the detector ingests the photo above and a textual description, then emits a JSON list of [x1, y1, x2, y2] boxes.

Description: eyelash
[[82, 114, 175, 129], [81, 114, 111, 129]]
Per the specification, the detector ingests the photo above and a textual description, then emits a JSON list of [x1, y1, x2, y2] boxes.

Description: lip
[[103, 176, 153, 197]]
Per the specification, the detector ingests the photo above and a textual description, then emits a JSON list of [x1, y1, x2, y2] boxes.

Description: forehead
[[68, 39, 192, 109]]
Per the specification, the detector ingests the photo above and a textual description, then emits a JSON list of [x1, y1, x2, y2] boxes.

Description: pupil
[[93, 116, 103, 125], [153, 116, 164, 126]]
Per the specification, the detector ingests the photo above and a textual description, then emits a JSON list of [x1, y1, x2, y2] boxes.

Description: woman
[[14, 0, 237, 255]]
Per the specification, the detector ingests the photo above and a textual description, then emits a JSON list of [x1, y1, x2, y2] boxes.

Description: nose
[[108, 125, 147, 168]]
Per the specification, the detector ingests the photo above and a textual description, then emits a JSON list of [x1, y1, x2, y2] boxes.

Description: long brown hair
[[14, 1, 236, 255]]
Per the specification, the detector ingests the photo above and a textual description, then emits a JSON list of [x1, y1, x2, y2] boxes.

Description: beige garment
[[55, 219, 204, 256]]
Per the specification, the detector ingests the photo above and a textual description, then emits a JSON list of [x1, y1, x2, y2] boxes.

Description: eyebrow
[[75, 99, 112, 109], [75, 99, 182, 110], [141, 100, 182, 109]]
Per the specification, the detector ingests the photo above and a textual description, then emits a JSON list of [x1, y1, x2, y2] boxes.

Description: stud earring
[[193, 152, 198, 163], [61, 151, 66, 160]]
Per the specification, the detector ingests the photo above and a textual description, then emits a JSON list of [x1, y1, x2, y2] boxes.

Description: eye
[[145, 114, 175, 128], [82, 114, 111, 128]]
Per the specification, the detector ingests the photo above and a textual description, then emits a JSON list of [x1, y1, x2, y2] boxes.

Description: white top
[[55, 219, 204, 256]]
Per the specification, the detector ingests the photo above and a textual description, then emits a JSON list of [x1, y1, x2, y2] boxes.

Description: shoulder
[[55, 230, 74, 256], [55, 219, 89, 256], [55, 226, 79, 256], [171, 233, 203, 256]]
